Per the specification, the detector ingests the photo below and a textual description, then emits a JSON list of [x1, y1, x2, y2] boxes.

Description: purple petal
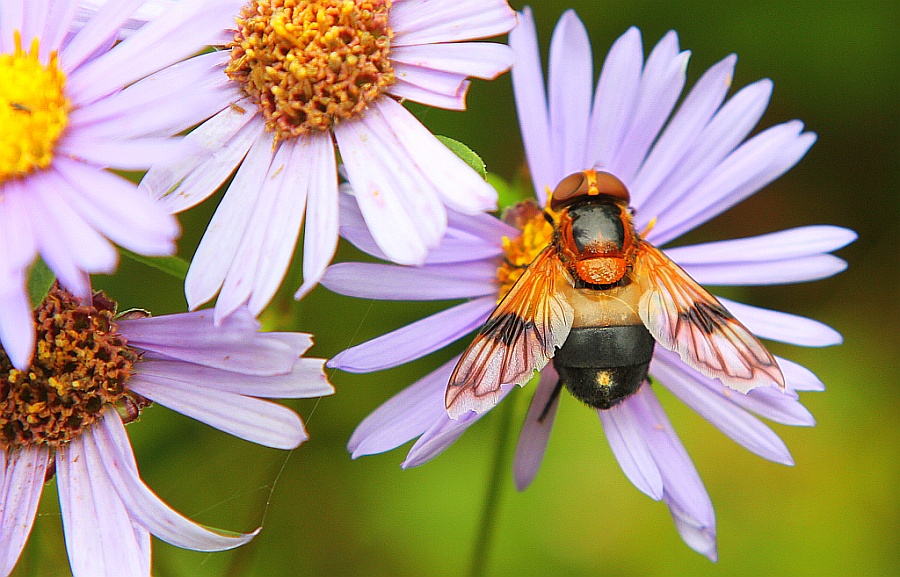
[[335, 106, 445, 265], [67, 0, 245, 104], [665, 226, 857, 264], [141, 103, 262, 214], [328, 297, 495, 372], [118, 308, 297, 375], [60, 0, 146, 73], [587, 27, 643, 173], [445, 209, 517, 246], [91, 411, 259, 550], [213, 140, 297, 320], [391, 42, 513, 79], [0, 0, 25, 53], [21, 0, 50, 49], [513, 367, 561, 491], [669, 500, 718, 562], [54, 157, 180, 256], [245, 138, 312, 308], [29, 169, 118, 271], [0, 445, 48, 576], [631, 54, 736, 208], [778, 356, 825, 391], [609, 32, 690, 183], [295, 136, 340, 300], [68, 0, 173, 41], [374, 96, 498, 215], [321, 261, 497, 300], [388, 78, 468, 110], [57, 431, 147, 576], [57, 134, 192, 171], [127, 374, 308, 449], [391, 0, 516, 46], [599, 395, 664, 500], [718, 297, 843, 347], [0, 271, 35, 371], [651, 121, 816, 245], [651, 350, 794, 464], [135, 357, 332, 399], [402, 410, 481, 469], [338, 192, 508, 264], [734, 386, 816, 427], [184, 130, 276, 313], [681, 255, 848, 286], [392, 62, 469, 98], [509, 7, 552, 203], [631, 387, 717, 548], [348, 358, 456, 458], [0, 183, 37, 270], [401, 382, 515, 469], [25, 172, 113, 298], [402, 386, 513, 469], [637, 78, 774, 223], [548, 10, 593, 177], [69, 51, 233, 139]]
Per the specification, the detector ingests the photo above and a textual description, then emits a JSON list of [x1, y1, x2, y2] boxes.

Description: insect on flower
[[446, 169, 785, 419]]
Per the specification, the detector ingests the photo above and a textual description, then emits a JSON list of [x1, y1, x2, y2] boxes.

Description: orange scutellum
[[0, 32, 70, 182], [226, 0, 396, 141]]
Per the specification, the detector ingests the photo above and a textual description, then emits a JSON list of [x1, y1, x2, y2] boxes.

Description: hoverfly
[[445, 170, 785, 419]]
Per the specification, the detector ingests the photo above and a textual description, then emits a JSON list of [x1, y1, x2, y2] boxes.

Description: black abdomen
[[553, 325, 655, 410]]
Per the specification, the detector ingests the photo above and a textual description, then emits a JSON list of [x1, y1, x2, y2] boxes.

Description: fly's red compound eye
[[550, 170, 630, 210], [594, 171, 630, 203], [550, 172, 588, 209]]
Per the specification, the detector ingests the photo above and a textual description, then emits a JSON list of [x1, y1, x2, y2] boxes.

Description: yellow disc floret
[[0, 32, 70, 182], [496, 201, 555, 300], [227, 0, 395, 141]]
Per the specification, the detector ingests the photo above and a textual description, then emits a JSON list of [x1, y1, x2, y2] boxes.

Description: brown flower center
[[0, 286, 138, 448], [226, 0, 395, 140]]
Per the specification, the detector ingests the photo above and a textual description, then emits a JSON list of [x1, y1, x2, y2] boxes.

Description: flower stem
[[468, 394, 517, 577]]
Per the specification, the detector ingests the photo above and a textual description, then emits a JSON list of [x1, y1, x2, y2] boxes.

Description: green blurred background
[[13, 0, 898, 575]]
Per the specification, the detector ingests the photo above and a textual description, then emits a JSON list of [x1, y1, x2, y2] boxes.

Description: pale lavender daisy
[[323, 8, 856, 559], [0, 285, 332, 576], [138, 0, 517, 323], [0, 0, 245, 370]]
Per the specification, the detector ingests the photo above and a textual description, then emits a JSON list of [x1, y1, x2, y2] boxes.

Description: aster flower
[[323, 8, 856, 560], [138, 0, 517, 323], [0, 0, 246, 370], [0, 285, 332, 576]]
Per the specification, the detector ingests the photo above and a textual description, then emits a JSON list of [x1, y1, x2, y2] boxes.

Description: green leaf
[[120, 248, 190, 280], [436, 135, 487, 179], [26, 258, 56, 308], [487, 173, 533, 211]]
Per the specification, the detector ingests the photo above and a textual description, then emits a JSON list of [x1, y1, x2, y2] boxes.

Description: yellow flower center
[[497, 201, 555, 301], [0, 33, 70, 183], [0, 286, 138, 448], [227, 0, 396, 141]]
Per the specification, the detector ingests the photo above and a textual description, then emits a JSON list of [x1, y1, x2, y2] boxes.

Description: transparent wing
[[446, 247, 574, 419], [633, 241, 784, 393]]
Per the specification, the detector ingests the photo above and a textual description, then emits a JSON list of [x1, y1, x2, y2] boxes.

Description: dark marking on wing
[[479, 312, 538, 347], [677, 301, 734, 335]]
